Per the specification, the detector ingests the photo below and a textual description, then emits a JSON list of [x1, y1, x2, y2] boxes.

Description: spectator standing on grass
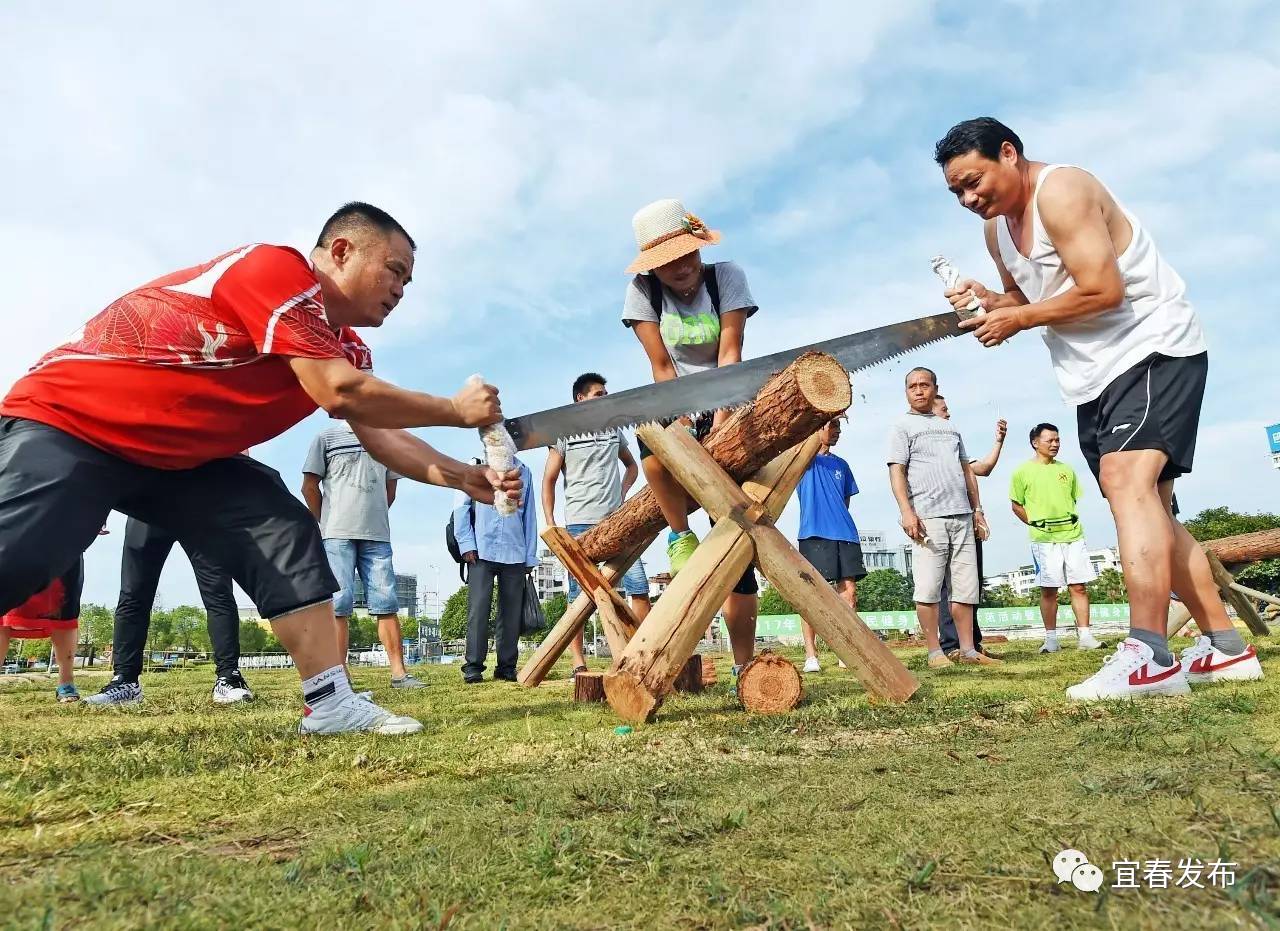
[[932, 395, 1007, 657], [1009, 423, 1103, 653], [304, 419, 424, 689], [795, 417, 864, 673], [454, 454, 537, 683], [86, 518, 252, 708], [541, 372, 650, 676], [0, 560, 86, 703], [887, 367, 999, 670]]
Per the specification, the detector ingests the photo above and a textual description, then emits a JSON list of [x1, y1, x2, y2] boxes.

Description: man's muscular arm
[[349, 423, 522, 506]]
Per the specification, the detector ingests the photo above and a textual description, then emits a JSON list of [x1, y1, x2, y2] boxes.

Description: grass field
[[1, 638, 1278, 930]]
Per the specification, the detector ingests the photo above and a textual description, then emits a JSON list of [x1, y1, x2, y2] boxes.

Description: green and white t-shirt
[[621, 261, 757, 377], [1009, 459, 1085, 543]]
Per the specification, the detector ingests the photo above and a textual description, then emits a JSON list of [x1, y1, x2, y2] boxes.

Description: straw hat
[[625, 198, 721, 274]]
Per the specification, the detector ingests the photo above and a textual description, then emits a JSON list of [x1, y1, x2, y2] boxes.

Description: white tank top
[[995, 164, 1206, 405]]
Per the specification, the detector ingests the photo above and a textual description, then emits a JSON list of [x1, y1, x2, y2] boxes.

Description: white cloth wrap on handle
[[468, 374, 518, 516], [930, 255, 985, 320]]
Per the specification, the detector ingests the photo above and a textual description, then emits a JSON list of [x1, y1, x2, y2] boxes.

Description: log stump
[[736, 651, 803, 714], [577, 351, 851, 565], [573, 672, 606, 703], [672, 655, 704, 694]]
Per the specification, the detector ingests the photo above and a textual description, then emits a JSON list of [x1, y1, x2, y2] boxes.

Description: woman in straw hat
[[621, 198, 760, 671]]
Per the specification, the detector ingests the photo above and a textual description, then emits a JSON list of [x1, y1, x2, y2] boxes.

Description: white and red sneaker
[[1066, 638, 1190, 702], [1180, 637, 1263, 684]]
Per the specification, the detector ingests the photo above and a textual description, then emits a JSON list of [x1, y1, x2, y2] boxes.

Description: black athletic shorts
[[636, 413, 712, 460], [0, 417, 338, 619], [798, 538, 868, 583], [1076, 352, 1208, 486]]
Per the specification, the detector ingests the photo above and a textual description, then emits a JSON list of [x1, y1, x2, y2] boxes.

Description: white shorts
[[1030, 540, 1097, 588]]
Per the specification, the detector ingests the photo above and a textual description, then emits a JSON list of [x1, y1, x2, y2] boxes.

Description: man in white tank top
[[932, 117, 1261, 701]]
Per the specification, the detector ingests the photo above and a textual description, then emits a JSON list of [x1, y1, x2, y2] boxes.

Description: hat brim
[[625, 230, 721, 274]]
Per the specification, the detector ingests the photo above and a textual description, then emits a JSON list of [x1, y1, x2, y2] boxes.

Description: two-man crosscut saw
[[502, 312, 963, 451]]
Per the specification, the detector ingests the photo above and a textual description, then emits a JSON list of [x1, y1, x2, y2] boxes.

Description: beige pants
[[912, 515, 979, 604]]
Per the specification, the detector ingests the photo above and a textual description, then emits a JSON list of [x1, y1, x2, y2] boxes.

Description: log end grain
[[603, 668, 663, 723], [737, 650, 803, 714], [701, 657, 719, 687], [572, 672, 606, 703], [790, 351, 853, 415]]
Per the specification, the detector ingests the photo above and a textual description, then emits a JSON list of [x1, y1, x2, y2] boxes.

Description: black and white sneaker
[[212, 670, 255, 704], [84, 676, 143, 707]]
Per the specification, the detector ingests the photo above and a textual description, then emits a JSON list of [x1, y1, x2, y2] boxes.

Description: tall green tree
[[1087, 568, 1129, 604], [238, 620, 267, 654], [169, 605, 208, 658], [1182, 507, 1280, 596], [78, 603, 115, 660], [857, 569, 914, 611], [984, 584, 1031, 608], [758, 584, 796, 615]]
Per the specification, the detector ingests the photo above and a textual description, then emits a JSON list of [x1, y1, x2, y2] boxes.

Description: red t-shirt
[[2, 244, 371, 469]]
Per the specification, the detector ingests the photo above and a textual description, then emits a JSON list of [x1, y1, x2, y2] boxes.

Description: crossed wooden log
[[517, 351, 919, 722]]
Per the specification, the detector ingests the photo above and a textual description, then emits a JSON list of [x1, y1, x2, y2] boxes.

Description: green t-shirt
[[1009, 459, 1085, 543]]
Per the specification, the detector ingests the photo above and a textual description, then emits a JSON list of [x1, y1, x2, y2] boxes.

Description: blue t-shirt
[[798, 453, 859, 542]]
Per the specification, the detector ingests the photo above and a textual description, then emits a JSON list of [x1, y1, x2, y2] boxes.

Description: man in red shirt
[[0, 202, 521, 735]]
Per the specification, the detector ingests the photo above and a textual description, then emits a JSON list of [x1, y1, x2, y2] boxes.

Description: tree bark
[[672, 655, 704, 694], [577, 351, 851, 564], [1202, 529, 1280, 566], [573, 672, 606, 703]]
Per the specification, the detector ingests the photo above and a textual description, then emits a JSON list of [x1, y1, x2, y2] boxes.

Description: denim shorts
[[565, 523, 649, 600], [324, 538, 399, 616]]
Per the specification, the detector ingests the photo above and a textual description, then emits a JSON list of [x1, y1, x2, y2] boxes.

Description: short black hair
[[572, 372, 606, 401], [906, 366, 937, 387], [1030, 422, 1059, 444], [934, 118, 1024, 166], [934, 394, 946, 401], [315, 202, 416, 252]]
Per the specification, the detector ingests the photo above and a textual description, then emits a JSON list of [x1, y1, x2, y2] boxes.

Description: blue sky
[[3, 0, 1278, 614]]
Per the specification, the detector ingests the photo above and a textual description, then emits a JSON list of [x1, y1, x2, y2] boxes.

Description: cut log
[[1202, 529, 1280, 566], [672, 655, 704, 694], [701, 657, 719, 687], [1167, 601, 1194, 639], [636, 422, 919, 703], [737, 651, 803, 714], [604, 437, 822, 723], [573, 672, 606, 703], [577, 351, 851, 565], [517, 531, 656, 687]]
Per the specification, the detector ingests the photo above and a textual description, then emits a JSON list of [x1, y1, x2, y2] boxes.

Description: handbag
[[520, 572, 546, 635]]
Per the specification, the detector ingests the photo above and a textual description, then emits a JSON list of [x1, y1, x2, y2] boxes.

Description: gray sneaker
[[299, 693, 423, 736], [391, 674, 427, 689], [84, 676, 143, 707]]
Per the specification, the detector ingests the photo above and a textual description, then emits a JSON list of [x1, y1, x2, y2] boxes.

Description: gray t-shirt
[[554, 430, 627, 525], [886, 412, 971, 520], [620, 260, 758, 377], [303, 424, 402, 542]]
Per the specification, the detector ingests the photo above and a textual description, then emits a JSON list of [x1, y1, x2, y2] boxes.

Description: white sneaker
[[1066, 638, 1190, 702], [299, 692, 423, 735], [211, 670, 254, 704], [84, 676, 143, 706], [1039, 638, 1060, 654], [1076, 630, 1104, 651], [1181, 637, 1264, 684], [802, 656, 821, 673]]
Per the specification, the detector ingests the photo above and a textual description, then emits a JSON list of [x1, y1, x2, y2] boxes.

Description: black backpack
[[647, 262, 720, 317], [444, 501, 476, 582]]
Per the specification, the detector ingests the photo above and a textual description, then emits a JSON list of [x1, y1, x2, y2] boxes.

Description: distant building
[[352, 572, 419, 618], [859, 531, 913, 576], [986, 547, 1122, 597], [533, 546, 568, 602], [649, 572, 672, 600]]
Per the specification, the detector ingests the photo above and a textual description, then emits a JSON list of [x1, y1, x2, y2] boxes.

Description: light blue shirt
[[452, 460, 538, 568]]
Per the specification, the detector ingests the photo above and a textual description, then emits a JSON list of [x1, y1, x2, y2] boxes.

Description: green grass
[[2, 639, 1279, 930]]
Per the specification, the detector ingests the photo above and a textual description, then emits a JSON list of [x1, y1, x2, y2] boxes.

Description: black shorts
[[0, 417, 338, 619], [798, 538, 867, 583], [1077, 352, 1207, 486], [636, 414, 712, 460]]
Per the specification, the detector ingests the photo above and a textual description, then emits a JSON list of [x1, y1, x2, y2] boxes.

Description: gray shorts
[[912, 515, 980, 605]]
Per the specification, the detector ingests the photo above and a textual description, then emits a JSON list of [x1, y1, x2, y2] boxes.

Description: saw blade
[[504, 311, 963, 450]]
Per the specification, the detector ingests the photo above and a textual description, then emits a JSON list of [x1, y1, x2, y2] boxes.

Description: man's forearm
[[963, 465, 983, 511], [888, 465, 914, 515], [1014, 285, 1121, 329], [355, 426, 473, 490], [302, 488, 322, 522], [340, 378, 465, 429]]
